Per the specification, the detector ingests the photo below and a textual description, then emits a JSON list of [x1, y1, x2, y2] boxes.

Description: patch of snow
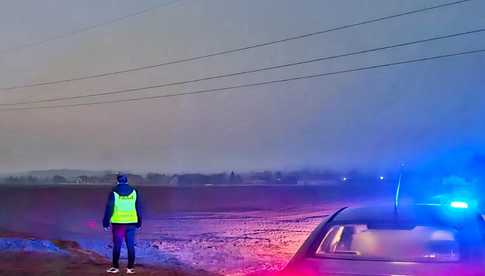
[[0, 237, 66, 254]]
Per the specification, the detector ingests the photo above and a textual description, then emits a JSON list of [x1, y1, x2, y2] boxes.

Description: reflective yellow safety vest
[[111, 190, 138, 224]]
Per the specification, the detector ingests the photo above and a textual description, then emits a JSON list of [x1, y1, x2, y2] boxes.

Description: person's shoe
[[106, 267, 120, 273], [126, 268, 136, 274]]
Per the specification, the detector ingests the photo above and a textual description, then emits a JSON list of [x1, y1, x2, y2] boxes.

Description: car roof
[[330, 204, 481, 228]]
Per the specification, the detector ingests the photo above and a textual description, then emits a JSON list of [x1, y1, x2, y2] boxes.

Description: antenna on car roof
[[394, 163, 405, 213]]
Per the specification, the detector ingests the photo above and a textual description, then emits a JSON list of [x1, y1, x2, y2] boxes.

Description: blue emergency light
[[450, 201, 469, 209]]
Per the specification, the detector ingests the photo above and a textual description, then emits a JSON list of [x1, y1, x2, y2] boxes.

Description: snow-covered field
[[81, 206, 341, 275], [0, 185, 390, 275]]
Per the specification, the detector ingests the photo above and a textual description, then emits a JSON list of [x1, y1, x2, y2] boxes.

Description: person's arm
[[102, 191, 114, 228], [135, 189, 143, 229]]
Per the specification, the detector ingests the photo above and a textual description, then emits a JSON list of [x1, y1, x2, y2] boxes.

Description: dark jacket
[[102, 183, 142, 228]]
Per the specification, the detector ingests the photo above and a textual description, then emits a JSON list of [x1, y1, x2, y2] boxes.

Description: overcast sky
[[0, 0, 484, 174]]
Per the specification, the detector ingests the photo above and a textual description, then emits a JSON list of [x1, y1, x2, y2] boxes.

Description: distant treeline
[[0, 170, 391, 186]]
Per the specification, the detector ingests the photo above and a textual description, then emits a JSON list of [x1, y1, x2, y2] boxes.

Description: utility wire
[[1, 48, 483, 112], [1, 28, 484, 107], [0, 0, 184, 55], [0, 0, 474, 91]]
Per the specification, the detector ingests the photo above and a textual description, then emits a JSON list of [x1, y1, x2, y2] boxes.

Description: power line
[[1, 48, 483, 112], [0, 0, 474, 91], [0, 0, 184, 55], [1, 28, 484, 107]]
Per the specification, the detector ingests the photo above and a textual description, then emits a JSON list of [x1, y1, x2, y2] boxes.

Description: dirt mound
[[0, 251, 216, 276], [0, 231, 218, 276]]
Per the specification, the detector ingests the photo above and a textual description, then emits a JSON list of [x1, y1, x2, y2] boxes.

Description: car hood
[[282, 257, 485, 276]]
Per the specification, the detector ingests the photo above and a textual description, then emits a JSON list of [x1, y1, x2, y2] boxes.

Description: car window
[[315, 224, 460, 262]]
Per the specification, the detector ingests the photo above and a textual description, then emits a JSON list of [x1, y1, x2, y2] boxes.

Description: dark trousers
[[112, 224, 136, 268]]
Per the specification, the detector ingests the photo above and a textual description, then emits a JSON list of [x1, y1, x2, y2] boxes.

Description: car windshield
[[316, 224, 460, 262]]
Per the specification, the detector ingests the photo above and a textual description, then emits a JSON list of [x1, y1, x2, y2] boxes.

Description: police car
[[283, 197, 485, 275], [283, 202, 485, 276]]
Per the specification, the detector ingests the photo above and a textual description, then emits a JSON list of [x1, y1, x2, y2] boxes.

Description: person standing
[[103, 173, 142, 274]]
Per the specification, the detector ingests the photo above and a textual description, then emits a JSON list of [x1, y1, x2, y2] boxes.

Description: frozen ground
[[79, 204, 347, 275], [0, 185, 391, 275]]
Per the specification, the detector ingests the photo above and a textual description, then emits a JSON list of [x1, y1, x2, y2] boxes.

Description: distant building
[[297, 179, 337, 186], [168, 175, 179, 186]]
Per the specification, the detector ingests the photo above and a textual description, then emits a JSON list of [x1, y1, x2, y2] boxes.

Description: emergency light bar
[[450, 201, 469, 209]]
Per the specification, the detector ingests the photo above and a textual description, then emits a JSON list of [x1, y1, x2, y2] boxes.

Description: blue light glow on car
[[450, 201, 469, 209]]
